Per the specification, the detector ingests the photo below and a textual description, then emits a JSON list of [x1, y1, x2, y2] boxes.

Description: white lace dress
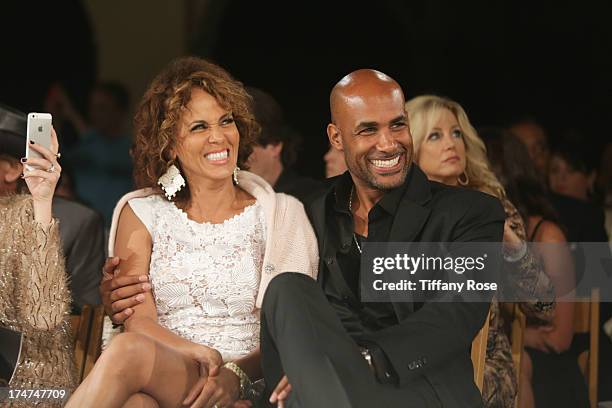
[[128, 194, 265, 361]]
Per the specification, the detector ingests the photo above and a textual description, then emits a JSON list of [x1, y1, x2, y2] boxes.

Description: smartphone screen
[[25, 113, 52, 170]]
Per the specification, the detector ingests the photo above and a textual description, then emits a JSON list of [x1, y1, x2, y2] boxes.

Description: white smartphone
[[25, 112, 52, 170]]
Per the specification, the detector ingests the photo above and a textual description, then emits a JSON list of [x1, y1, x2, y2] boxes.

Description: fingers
[[110, 293, 146, 313], [22, 156, 61, 173], [22, 167, 60, 182], [183, 376, 207, 406], [102, 257, 120, 279], [23, 167, 59, 180], [232, 401, 253, 408], [111, 308, 133, 324], [28, 139, 60, 166], [201, 348, 223, 375], [109, 282, 151, 302], [208, 364, 220, 377], [189, 380, 216, 408], [269, 375, 289, 404], [277, 384, 292, 401], [199, 357, 220, 378], [206, 388, 227, 408], [110, 274, 149, 290], [50, 126, 59, 154]]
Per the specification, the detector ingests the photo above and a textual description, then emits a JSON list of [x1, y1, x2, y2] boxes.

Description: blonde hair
[[405, 95, 505, 199]]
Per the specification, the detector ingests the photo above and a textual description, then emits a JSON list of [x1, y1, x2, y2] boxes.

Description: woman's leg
[[122, 393, 160, 408], [66, 332, 200, 408]]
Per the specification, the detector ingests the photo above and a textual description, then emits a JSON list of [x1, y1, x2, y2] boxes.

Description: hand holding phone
[[25, 113, 53, 170], [22, 115, 61, 213]]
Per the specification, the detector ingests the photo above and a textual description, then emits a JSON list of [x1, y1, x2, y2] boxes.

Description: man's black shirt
[[322, 171, 406, 340]]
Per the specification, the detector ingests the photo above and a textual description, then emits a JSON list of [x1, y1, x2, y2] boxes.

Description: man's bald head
[[326, 69, 412, 192], [330, 69, 404, 124]]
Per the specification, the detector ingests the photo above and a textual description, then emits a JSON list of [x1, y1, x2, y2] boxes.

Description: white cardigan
[[108, 170, 319, 308]]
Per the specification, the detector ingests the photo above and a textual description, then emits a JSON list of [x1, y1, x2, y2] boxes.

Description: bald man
[[258, 70, 505, 407], [102, 70, 505, 407]]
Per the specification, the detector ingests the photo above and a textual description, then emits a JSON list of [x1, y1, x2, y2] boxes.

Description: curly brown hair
[[132, 56, 259, 201]]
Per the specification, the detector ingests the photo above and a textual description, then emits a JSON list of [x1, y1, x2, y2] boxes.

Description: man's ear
[[327, 123, 343, 152], [269, 142, 283, 158]]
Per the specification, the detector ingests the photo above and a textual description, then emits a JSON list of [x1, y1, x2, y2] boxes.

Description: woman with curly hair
[[405, 95, 556, 407], [66, 57, 318, 408]]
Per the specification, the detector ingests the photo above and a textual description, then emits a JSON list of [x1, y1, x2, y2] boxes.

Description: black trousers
[[260, 272, 441, 408]]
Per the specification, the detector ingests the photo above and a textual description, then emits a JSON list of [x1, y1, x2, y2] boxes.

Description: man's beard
[[346, 151, 411, 192]]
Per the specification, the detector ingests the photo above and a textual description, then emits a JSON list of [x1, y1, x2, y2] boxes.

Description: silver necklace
[[348, 185, 363, 254]]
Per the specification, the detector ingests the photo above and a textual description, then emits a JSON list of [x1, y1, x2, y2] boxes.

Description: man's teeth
[[371, 156, 400, 168], [206, 150, 228, 161]]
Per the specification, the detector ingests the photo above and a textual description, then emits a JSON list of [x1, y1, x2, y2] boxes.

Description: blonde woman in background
[[405, 95, 555, 407]]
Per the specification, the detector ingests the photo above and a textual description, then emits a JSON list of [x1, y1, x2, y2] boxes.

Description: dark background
[[3, 0, 611, 178]]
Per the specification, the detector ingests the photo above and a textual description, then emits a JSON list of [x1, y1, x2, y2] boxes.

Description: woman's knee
[[101, 332, 155, 369], [122, 392, 159, 408]]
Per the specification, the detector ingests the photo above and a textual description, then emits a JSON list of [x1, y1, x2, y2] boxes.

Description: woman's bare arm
[[115, 204, 207, 357], [524, 221, 575, 353]]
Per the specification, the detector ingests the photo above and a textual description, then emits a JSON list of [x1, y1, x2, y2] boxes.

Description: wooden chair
[[70, 305, 106, 383], [71, 305, 92, 382], [472, 309, 491, 392], [574, 288, 600, 408]]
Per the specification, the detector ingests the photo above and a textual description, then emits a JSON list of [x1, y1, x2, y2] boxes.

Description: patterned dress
[[128, 194, 266, 361], [482, 198, 555, 407]]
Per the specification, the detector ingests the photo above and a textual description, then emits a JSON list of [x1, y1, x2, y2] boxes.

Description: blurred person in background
[[549, 138, 598, 204], [509, 118, 550, 182], [0, 104, 104, 312], [323, 143, 348, 178], [547, 136, 612, 402], [509, 121, 608, 244], [245, 87, 322, 203], [484, 129, 586, 408], [57, 81, 134, 227], [406, 95, 555, 408], [0, 124, 76, 400]]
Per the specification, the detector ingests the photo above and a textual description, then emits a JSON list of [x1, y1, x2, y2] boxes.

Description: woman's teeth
[[371, 156, 400, 168], [205, 150, 228, 161]]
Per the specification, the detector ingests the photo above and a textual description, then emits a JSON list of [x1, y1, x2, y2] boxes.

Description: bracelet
[[503, 240, 527, 263], [223, 361, 252, 399]]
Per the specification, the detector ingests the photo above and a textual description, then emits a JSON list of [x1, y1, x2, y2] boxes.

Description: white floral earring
[[158, 164, 186, 200], [233, 166, 240, 185]]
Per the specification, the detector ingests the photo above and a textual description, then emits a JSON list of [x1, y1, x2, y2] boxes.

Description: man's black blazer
[[305, 165, 505, 406]]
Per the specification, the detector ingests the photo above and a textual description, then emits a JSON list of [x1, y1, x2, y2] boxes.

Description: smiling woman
[[66, 56, 319, 408], [131, 57, 259, 205]]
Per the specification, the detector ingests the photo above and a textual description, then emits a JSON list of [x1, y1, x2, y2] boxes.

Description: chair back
[[70, 305, 105, 383], [574, 288, 599, 408], [472, 309, 491, 392]]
